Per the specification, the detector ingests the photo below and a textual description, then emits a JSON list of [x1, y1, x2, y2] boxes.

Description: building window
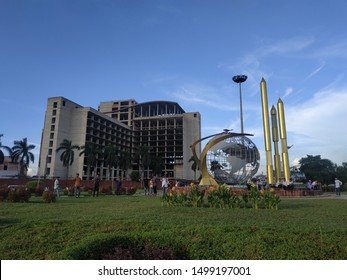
[[46, 168, 50, 175], [53, 102, 57, 108], [52, 117, 56, 123], [63, 100, 66, 106], [50, 133, 54, 139], [51, 125, 55, 131], [49, 141, 53, 147], [48, 149, 52, 155], [47, 157, 51, 164], [4, 165, 7, 170], [52, 110, 56, 116]]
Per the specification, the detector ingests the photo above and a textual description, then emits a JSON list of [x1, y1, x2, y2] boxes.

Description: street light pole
[[232, 75, 247, 134]]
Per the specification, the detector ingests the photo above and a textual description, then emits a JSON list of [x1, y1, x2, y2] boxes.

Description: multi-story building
[[0, 156, 21, 178], [99, 100, 201, 179], [38, 97, 132, 180], [39, 97, 201, 181]]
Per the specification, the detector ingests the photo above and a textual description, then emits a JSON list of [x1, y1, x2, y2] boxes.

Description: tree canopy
[[299, 155, 336, 184]]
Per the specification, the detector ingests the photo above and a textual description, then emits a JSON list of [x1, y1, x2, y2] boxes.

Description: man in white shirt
[[335, 178, 343, 196], [161, 174, 169, 196], [54, 177, 60, 197]]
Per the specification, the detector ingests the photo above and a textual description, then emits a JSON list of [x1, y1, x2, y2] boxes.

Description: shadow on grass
[[0, 217, 20, 226], [61, 233, 190, 260]]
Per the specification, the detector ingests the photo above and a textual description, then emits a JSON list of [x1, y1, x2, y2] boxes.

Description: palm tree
[[189, 155, 199, 180], [103, 144, 119, 180], [135, 145, 151, 180], [150, 154, 164, 177], [56, 139, 80, 182], [0, 134, 4, 164], [79, 142, 101, 179], [210, 160, 223, 177], [10, 138, 36, 177], [0, 134, 14, 165], [118, 149, 132, 180]]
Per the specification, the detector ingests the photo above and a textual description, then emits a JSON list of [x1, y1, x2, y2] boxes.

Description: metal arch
[[197, 132, 253, 186]]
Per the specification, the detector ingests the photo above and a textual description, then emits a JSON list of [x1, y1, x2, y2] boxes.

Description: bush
[[35, 185, 45, 196], [7, 186, 31, 202], [25, 181, 44, 194], [42, 190, 56, 203], [129, 171, 141, 182], [118, 186, 137, 195], [0, 186, 9, 201], [100, 185, 112, 195], [163, 185, 281, 210], [83, 185, 93, 195], [321, 183, 346, 192]]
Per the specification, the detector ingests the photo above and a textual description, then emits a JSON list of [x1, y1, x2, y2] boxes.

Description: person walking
[[54, 177, 60, 197], [152, 175, 158, 196], [116, 178, 122, 195], [93, 174, 101, 197], [144, 177, 150, 196], [161, 174, 169, 196], [149, 177, 154, 196], [73, 173, 82, 198], [335, 178, 343, 196]]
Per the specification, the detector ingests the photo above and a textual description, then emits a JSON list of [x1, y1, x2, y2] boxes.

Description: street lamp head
[[232, 75, 247, 84]]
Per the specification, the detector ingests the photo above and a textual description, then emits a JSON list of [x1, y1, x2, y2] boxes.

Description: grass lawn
[[0, 193, 347, 260]]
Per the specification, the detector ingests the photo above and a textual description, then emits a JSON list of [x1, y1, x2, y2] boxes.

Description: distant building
[[0, 156, 21, 178], [38, 97, 201, 180]]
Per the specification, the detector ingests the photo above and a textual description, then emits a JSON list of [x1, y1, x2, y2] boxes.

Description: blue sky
[[1, 0, 347, 177]]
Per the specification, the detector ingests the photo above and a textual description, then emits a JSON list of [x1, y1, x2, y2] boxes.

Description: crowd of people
[[48, 173, 344, 198]]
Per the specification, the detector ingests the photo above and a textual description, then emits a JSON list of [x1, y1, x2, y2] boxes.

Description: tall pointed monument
[[277, 98, 291, 181], [260, 78, 291, 184], [260, 78, 274, 184]]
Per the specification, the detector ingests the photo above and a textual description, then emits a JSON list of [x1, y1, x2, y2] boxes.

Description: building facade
[[39, 97, 201, 181], [0, 156, 21, 178]]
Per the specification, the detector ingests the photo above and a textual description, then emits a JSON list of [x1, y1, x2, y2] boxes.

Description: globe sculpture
[[206, 135, 260, 184], [191, 132, 260, 186]]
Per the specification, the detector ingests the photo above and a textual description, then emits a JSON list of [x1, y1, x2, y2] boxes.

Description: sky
[[1, 0, 347, 177]]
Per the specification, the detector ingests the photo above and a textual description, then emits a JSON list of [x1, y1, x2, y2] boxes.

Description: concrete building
[[99, 100, 201, 179], [39, 97, 201, 181], [38, 97, 132, 180], [0, 156, 21, 178]]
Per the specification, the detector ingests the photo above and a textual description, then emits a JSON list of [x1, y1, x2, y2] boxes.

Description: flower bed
[[162, 185, 281, 210]]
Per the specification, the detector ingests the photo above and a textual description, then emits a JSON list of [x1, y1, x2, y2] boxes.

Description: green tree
[[79, 142, 101, 179], [10, 138, 36, 177], [135, 145, 151, 179], [103, 144, 119, 180], [0, 134, 13, 165], [0, 134, 4, 164], [189, 155, 199, 180], [150, 154, 164, 177], [118, 150, 132, 180], [56, 139, 80, 182], [336, 162, 347, 185], [210, 160, 222, 172], [299, 155, 335, 184]]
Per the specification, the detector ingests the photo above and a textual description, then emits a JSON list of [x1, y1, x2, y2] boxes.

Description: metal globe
[[206, 135, 260, 184]]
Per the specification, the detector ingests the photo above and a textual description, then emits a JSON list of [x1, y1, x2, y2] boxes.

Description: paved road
[[281, 193, 347, 199]]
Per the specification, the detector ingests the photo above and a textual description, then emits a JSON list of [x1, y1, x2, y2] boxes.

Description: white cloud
[[283, 87, 294, 98], [304, 63, 325, 81], [259, 36, 315, 56], [313, 40, 347, 59], [286, 87, 347, 165], [173, 85, 240, 111]]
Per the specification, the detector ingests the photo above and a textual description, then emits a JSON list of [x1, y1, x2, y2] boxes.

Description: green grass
[[1, 194, 347, 260]]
